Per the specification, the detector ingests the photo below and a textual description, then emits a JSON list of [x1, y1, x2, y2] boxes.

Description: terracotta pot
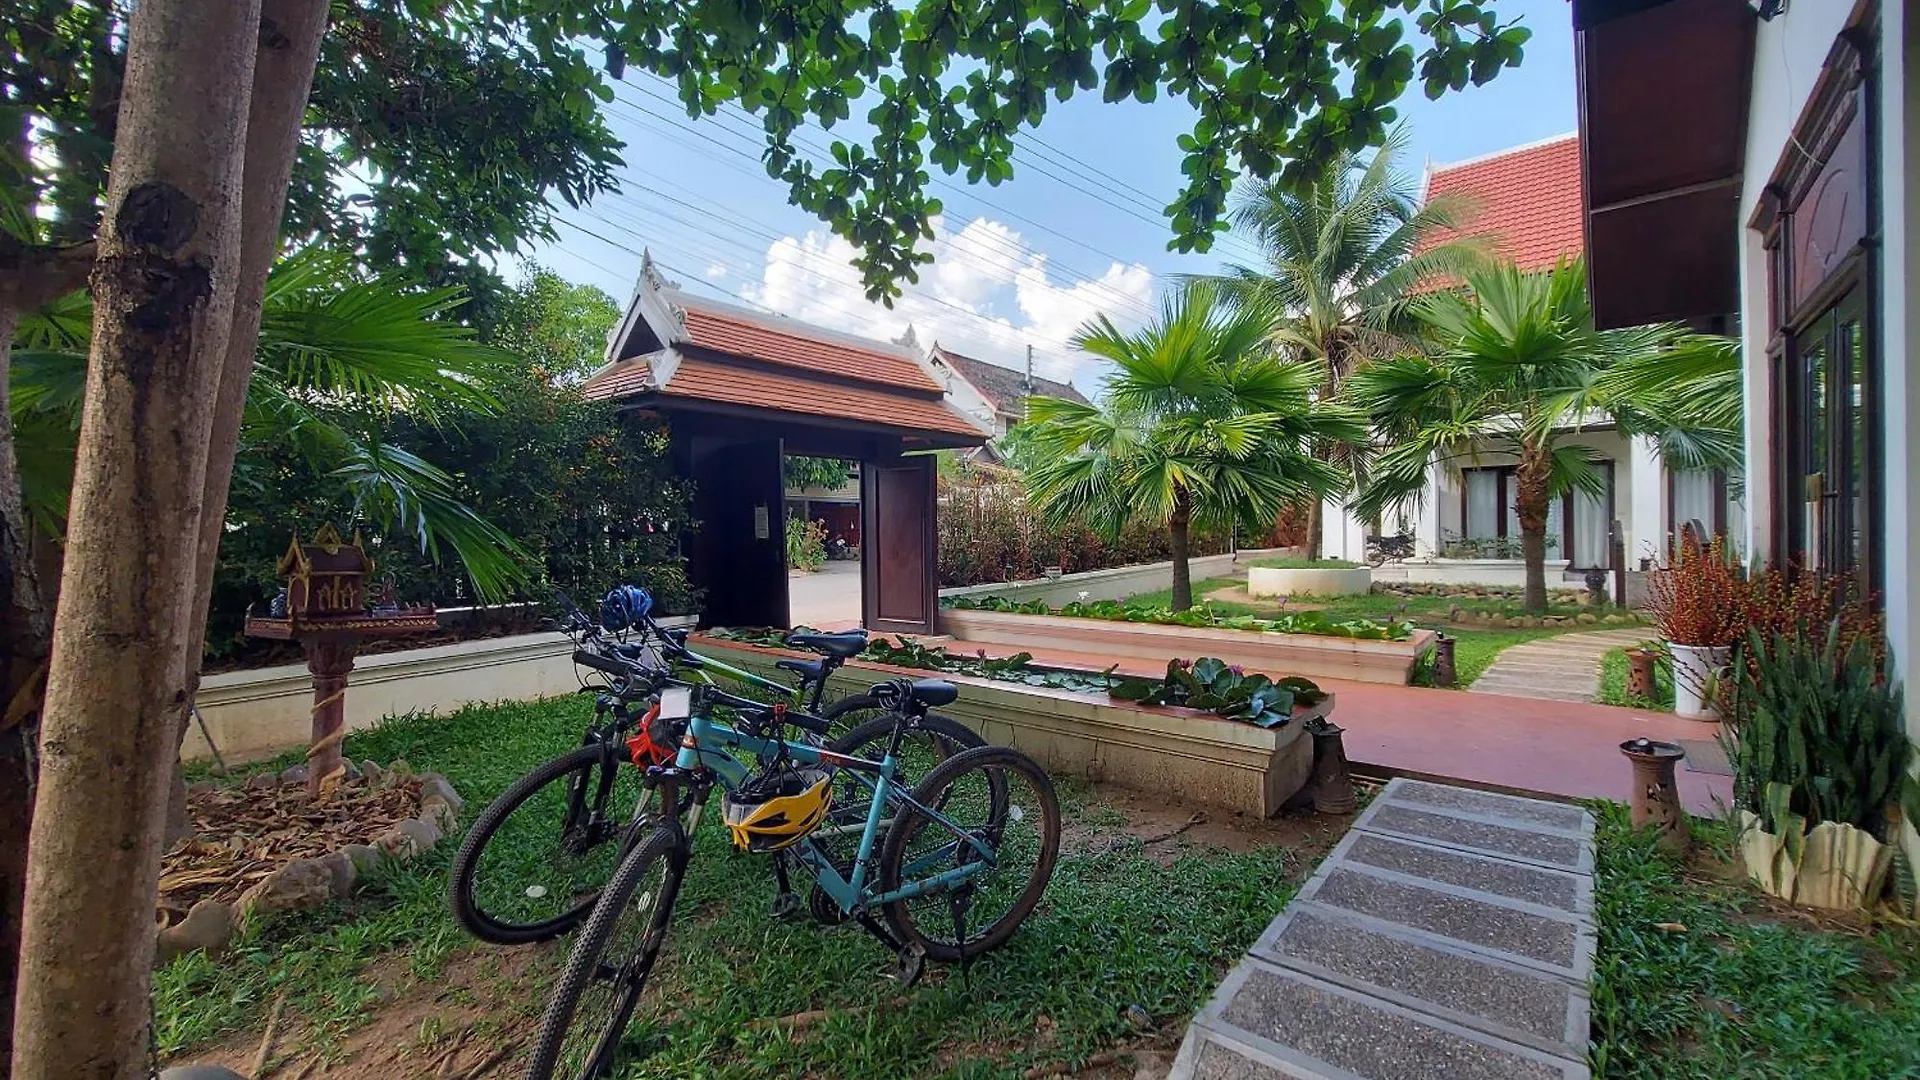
[[1624, 647, 1658, 701], [1667, 642, 1730, 720]]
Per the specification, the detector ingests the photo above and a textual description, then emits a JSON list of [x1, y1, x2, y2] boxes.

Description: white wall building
[[1319, 134, 1742, 584], [1575, 0, 1913, 733]]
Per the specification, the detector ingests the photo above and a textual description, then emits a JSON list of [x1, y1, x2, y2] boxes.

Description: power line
[[607, 82, 1165, 322]]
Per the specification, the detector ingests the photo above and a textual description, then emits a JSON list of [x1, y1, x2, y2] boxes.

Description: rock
[[1602, 613, 1625, 624], [1506, 616, 1527, 628], [279, 764, 309, 786], [240, 858, 334, 918], [419, 797, 458, 833], [388, 758, 414, 780], [244, 773, 277, 791], [341, 759, 362, 780], [185, 780, 217, 796], [1577, 613, 1599, 625], [1447, 607, 1463, 622], [419, 774, 463, 814], [1527, 617, 1545, 628], [359, 760, 384, 785], [1123, 1003, 1153, 1030], [340, 842, 384, 876], [377, 816, 441, 858], [160, 1067, 249, 1080], [317, 849, 358, 897], [154, 900, 238, 966]]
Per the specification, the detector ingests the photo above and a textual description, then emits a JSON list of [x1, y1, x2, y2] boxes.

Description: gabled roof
[[931, 345, 1088, 414], [582, 257, 987, 446], [1418, 133, 1585, 273]]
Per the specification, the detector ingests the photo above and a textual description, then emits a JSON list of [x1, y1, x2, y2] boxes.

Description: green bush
[[785, 517, 827, 571], [1724, 622, 1917, 843]]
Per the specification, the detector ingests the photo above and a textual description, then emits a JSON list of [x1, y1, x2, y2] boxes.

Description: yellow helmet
[[722, 765, 833, 852]]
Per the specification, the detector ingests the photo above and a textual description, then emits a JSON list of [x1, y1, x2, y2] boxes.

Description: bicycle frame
[[672, 708, 996, 914]]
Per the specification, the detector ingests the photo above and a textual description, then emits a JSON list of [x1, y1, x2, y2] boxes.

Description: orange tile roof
[[678, 303, 940, 393], [586, 354, 985, 439], [1419, 134, 1584, 272]]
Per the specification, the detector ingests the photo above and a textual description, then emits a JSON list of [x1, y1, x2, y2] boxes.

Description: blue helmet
[[600, 585, 654, 631]]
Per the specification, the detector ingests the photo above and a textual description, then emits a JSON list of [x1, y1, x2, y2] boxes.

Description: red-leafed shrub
[[1645, 534, 1752, 647]]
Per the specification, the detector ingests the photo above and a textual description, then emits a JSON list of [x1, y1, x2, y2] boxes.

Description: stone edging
[[153, 762, 462, 967]]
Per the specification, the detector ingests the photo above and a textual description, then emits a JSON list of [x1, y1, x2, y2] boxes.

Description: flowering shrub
[[936, 465, 1227, 587], [1645, 534, 1751, 646]]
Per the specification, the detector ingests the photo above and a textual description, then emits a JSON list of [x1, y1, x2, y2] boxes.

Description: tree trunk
[[165, 0, 332, 843], [1169, 489, 1193, 612], [0, 307, 51, 1080], [1514, 446, 1553, 615], [10, 1, 261, 1076], [1304, 497, 1323, 562]]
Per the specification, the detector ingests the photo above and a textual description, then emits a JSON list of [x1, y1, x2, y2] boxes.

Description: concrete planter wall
[[939, 608, 1433, 685], [191, 631, 580, 764], [939, 552, 1241, 606], [1246, 566, 1371, 598], [694, 638, 1323, 816]]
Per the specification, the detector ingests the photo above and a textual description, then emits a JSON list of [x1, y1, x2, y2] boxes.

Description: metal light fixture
[[1748, 0, 1786, 19]]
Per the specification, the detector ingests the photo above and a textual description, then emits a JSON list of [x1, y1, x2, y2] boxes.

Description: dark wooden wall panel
[[861, 456, 936, 634]]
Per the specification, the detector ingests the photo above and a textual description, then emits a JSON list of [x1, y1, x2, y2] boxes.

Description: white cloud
[[703, 261, 728, 279], [737, 215, 1154, 392]]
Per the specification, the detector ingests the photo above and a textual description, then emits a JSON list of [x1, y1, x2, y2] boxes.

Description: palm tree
[[1346, 258, 1737, 613], [1022, 283, 1368, 610], [1192, 128, 1489, 557], [10, 249, 532, 598]]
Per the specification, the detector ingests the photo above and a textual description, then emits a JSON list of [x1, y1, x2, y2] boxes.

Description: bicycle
[[524, 677, 1061, 1080], [448, 588, 982, 945]]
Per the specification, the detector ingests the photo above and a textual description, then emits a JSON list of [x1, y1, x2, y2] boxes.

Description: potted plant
[[1645, 535, 1748, 720], [1723, 619, 1917, 910]]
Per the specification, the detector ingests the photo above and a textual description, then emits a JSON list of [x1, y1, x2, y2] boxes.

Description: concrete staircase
[[1170, 778, 1597, 1080]]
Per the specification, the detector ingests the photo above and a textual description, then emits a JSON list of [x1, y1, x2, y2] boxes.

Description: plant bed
[[695, 635, 1335, 815], [156, 762, 460, 966], [1246, 562, 1371, 598], [939, 606, 1432, 685]]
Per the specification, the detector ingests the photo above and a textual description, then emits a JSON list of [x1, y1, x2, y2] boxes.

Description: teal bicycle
[[524, 676, 1061, 1080]]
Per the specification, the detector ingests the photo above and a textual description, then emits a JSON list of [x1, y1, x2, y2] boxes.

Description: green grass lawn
[[161, 698, 1302, 1077], [1595, 645, 1674, 710], [1589, 804, 1920, 1079]]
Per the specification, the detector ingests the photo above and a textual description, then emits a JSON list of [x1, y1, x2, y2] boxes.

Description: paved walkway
[[1469, 628, 1651, 703], [1171, 778, 1596, 1080], [787, 561, 861, 628], [877, 639, 1730, 814]]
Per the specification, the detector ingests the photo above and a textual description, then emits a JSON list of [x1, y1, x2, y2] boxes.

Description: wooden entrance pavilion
[[584, 260, 987, 633]]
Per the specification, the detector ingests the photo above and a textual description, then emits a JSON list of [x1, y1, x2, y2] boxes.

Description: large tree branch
[[0, 242, 98, 311]]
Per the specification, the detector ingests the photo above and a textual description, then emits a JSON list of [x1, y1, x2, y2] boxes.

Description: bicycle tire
[[524, 823, 686, 1080], [449, 743, 652, 945], [818, 691, 890, 742], [878, 745, 1060, 963]]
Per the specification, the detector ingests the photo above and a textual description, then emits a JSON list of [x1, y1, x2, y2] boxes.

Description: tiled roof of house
[[583, 354, 983, 437], [1418, 133, 1584, 272], [934, 346, 1088, 412], [679, 301, 940, 393]]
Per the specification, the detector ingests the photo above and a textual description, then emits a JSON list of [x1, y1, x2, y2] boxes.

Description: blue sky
[[527, 0, 1575, 391]]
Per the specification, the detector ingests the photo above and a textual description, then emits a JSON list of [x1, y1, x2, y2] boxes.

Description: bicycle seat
[[775, 657, 825, 680], [871, 678, 958, 708], [785, 630, 868, 659]]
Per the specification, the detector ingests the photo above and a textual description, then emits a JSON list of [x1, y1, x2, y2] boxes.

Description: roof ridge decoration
[[640, 249, 688, 337]]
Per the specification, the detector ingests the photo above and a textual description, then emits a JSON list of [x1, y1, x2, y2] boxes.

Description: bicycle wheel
[[878, 745, 1060, 962], [449, 743, 654, 945], [818, 691, 890, 743], [818, 713, 982, 843], [525, 824, 686, 1080]]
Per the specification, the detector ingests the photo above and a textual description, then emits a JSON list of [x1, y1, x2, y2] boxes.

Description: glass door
[[1792, 290, 1871, 581]]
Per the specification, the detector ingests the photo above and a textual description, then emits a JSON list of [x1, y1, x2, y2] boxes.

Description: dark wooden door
[[689, 437, 789, 628], [861, 455, 936, 634]]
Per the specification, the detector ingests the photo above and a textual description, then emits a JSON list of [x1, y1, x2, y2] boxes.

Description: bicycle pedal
[[770, 892, 802, 921], [885, 941, 926, 985]]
